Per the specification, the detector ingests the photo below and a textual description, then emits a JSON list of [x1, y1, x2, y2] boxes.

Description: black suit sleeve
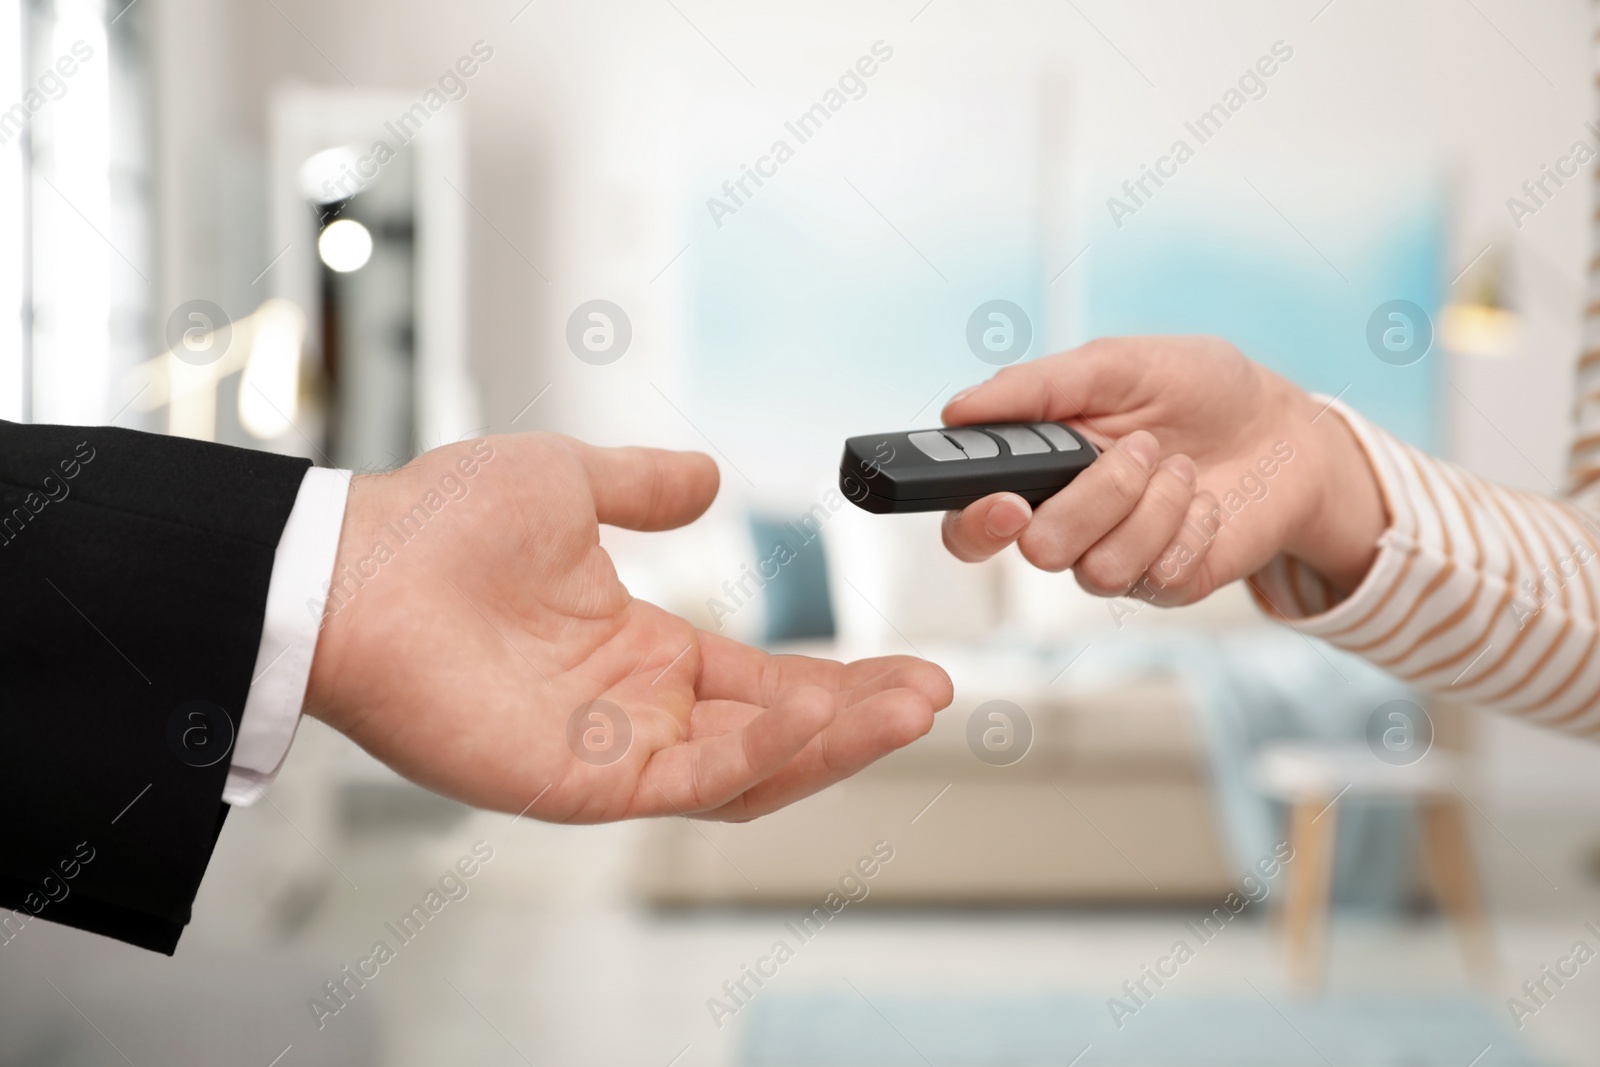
[[0, 420, 313, 953]]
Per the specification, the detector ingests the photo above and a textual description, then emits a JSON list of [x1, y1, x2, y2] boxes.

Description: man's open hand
[[304, 434, 952, 823]]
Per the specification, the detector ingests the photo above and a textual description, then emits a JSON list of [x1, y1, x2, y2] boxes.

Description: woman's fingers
[[936, 433, 1207, 604], [1136, 489, 1226, 606], [1072, 454, 1198, 596], [939, 339, 1147, 427], [931, 429, 1213, 611], [942, 492, 1033, 562], [1014, 430, 1160, 572]]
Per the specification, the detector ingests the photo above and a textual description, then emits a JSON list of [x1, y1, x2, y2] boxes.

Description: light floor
[[194, 804, 1600, 1067], [9, 770, 1600, 1067]]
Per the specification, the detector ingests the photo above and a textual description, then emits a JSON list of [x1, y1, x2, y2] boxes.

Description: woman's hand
[[305, 434, 953, 823], [939, 336, 1387, 606]]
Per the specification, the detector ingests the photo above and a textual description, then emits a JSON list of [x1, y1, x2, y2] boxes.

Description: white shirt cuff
[[224, 466, 351, 806]]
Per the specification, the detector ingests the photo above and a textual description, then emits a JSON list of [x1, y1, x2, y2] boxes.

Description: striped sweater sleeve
[[1250, 400, 1600, 735], [1250, 12, 1600, 736]]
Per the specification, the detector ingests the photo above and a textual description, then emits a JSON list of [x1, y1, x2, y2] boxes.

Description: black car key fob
[[839, 423, 1099, 514]]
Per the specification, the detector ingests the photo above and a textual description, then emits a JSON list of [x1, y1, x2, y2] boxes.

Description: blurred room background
[[2, 0, 1599, 1064]]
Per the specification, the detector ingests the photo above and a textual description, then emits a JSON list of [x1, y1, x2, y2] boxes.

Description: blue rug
[[738, 991, 1550, 1066]]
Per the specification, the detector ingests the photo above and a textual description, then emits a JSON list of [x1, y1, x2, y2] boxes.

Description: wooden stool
[[1255, 741, 1494, 988]]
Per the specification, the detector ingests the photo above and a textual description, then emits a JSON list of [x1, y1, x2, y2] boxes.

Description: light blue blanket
[[1055, 628, 1424, 911]]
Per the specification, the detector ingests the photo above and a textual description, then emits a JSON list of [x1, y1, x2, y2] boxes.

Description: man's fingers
[[694, 632, 954, 712], [700, 685, 938, 822], [628, 636, 951, 821], [632, 685, 835, 815], [1073, 455, 1196, 596], [1014, 430, 1160, 572], [575, 444, 720, 531], [942, 493, 1033, 562]]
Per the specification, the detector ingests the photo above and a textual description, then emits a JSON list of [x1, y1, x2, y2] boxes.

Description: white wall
[[153, 0, 1587, 472]]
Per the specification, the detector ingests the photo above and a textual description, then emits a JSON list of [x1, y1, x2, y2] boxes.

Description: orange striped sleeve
[[1248, 399, 1600, 735]]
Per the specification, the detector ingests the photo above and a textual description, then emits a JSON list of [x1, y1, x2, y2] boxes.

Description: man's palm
[[306, 434, 952, 823]]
